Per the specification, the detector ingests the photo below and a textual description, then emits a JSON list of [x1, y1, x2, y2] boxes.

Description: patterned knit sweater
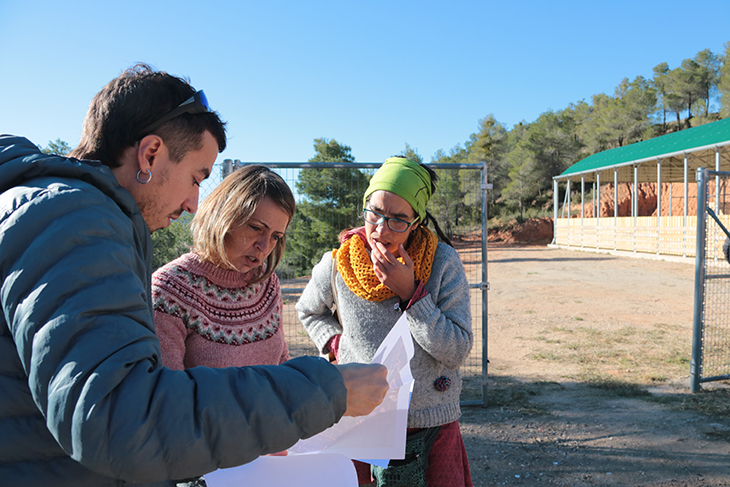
[[296, 241, 473, 429], [152, 252, 289, 370]]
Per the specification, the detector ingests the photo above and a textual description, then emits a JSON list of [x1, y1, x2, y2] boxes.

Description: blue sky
[[1, 0, 729, 164]]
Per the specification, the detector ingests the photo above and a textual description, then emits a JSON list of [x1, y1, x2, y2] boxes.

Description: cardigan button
[[434, 376, 451, 392]]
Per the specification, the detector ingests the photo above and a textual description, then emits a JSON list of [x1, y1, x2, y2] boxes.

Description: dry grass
[[525, 322, 691, 385], [491, 316, 730, 418]]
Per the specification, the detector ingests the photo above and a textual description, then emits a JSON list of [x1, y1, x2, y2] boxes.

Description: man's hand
[[335, 363, 389, 417]]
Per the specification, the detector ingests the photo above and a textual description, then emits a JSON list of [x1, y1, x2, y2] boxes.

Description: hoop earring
[[136, 169, 152, 184]]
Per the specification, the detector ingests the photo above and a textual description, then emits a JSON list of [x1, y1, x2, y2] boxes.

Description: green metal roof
[[558, 117, 730, 179]]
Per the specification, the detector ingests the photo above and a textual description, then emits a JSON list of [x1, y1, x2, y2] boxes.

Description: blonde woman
[[154, 165, 389, 486], [152, 165, 294, 370]]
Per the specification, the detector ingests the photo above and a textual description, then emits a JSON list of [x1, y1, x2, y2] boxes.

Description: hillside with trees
[[293, 44, 729, 233], [283, 43, 730, 271], [458, 44, 728, 226], [38, 43, 730, 268]]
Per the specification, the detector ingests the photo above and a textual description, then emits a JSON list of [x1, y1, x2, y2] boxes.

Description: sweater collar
[[182, 252, 258, 287]]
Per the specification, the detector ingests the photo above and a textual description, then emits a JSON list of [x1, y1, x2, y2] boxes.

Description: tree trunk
[[687, 93, 693, 122]]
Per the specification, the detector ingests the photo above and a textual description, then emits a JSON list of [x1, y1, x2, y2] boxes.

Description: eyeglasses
[[139, 90, 211, 137], [363, 209, 418, 233]]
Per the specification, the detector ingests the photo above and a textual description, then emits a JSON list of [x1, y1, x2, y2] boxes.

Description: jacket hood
[[0, 134, 142, 220]]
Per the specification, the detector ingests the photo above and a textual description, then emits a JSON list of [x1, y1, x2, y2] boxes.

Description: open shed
[[552, 117, 730, 258]]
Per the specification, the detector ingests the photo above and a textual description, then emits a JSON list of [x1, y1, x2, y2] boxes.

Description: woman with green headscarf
[[296, 156, 474, 486]]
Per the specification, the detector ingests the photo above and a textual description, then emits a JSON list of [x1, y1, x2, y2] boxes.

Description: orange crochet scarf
[[334, 227, 437, 302]]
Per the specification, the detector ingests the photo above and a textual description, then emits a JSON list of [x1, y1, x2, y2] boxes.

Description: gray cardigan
[[297, 242, 473, 428]]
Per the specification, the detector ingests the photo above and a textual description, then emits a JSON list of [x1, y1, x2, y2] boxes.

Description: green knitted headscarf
[[363, 157, 432, 221]]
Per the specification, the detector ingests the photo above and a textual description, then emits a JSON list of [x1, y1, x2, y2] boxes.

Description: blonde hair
[[192, 165, 295, 284]]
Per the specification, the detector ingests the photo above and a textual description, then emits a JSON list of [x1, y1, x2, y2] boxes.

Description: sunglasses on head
[[139, 90, 211, 137]]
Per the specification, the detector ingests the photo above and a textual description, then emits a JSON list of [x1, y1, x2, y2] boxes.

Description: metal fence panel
[[691, 167, 730, 391], [204, 161, 489, 405]]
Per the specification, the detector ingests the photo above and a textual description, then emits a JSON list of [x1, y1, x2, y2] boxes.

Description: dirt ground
[[460, 244, 730, 487]]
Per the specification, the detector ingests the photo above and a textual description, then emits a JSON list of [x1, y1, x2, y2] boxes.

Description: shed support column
[[596, 172, 601, 249], [657, 159, 662, 255], [614, 168, 618, 251], [634, 164, 638, 252], [553, 178, 558, 244], [581, 175, 585, 248], [657, 159, 662, 218], [682, 152, 689, 257], [633, 165, 638, 219], [593, 181, 596, 218], [669, 183, 672, 217], [684, 153, 689, 227], [716, 147, 721, 213]]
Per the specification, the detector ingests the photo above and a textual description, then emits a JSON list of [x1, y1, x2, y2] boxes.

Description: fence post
[[480, 161, 489, 407], [691, 167, 708, 393], [221, 159, 234, 179]]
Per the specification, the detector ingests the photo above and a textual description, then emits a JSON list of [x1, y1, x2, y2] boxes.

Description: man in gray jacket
[[0, 64, 387, 487]]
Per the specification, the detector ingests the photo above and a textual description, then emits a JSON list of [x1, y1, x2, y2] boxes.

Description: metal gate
[[691, 167, 730, 392], [223, 160, 490, 406]]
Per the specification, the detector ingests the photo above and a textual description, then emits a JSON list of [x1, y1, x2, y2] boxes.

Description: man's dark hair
[[69, 63, 227, 168]]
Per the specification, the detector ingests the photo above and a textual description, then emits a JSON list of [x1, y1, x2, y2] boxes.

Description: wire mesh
[[696, 171, 730, 384]]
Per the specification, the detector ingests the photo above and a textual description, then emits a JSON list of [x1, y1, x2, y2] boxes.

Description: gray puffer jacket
[[0, 135, 347, 487]]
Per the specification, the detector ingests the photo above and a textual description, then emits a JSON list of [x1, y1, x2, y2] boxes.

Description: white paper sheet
[[288, 311, 414, 460], [204, 311, 415, 487], [204, 453, 357, 487]]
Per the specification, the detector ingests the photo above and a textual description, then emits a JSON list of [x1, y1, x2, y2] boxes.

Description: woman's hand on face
[[372, 242, 416, 302]]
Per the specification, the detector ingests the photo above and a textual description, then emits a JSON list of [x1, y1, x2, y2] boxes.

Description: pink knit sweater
[[152, 252, 290, 370]]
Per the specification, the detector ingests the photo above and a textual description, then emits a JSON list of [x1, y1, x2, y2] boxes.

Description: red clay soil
[[580, 181, 708, 218], [488, 218, 554, 245]]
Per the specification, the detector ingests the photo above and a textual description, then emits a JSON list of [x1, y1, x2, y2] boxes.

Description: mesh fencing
[[199, 160, 488, 404], [691, 168, 730, 391]]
